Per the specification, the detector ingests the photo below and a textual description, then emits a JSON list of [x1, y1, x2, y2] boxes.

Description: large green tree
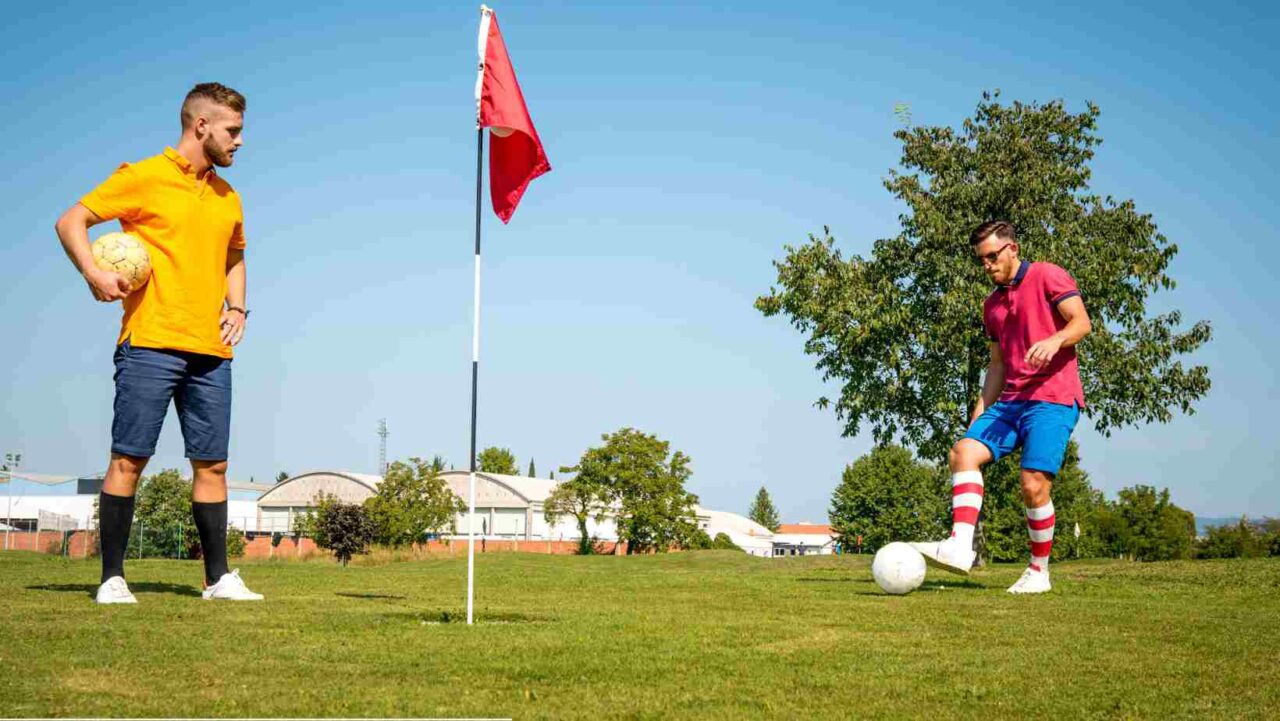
[[364, 456, 463, 547], [748, 486, 781, 532], [828, 445, 948, 553], [477, 447, 519, 475], [543, 473, 611, 555], [756, 92, 1211, 463], [562, 428, 699, 554]]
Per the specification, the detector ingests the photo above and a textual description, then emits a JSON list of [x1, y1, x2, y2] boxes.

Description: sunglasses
[[976, 242, 1014, 265]]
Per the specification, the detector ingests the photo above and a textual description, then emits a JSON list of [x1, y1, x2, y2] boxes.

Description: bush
[[304, 496, 375, 566], [226, 527, 246, 558], [1196, 517, 1270, 559]]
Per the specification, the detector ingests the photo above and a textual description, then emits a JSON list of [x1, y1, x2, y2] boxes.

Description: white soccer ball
[[872, 542, 927, 595], [91, 232, 152, 292]]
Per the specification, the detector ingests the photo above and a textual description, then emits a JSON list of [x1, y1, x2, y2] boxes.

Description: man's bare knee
[[103, 453, 148, 496], [949, 440, 990, 472], [1019, 469, 1054, 506], [191, 460, 229, 503]]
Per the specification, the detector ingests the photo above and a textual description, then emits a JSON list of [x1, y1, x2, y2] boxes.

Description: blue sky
[[1, 0, 1277, 521]]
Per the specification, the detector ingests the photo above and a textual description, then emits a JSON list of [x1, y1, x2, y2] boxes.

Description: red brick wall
[[1, 531, 635, 559]]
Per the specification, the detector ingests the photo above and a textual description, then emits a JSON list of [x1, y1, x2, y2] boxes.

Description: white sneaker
[[95, 576, 137, 604], [202, 569, 264, 601], [1007, 566, 1052, 594], [909, 538, 976, 576]]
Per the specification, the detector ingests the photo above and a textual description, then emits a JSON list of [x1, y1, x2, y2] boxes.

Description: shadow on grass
[[26, 582, 201, 598], [384, 609, 553, 625], [335, 592, 408, 600], [796, 576, 876, 584], [844, 578, 988, 596]]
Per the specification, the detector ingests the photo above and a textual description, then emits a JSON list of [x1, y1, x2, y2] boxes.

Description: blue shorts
[[963, 400, 1080, 475], [111, 340, 232, 461]]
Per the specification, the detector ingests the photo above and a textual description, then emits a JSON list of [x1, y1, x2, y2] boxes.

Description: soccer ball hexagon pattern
[[91, 232, 152, 292]]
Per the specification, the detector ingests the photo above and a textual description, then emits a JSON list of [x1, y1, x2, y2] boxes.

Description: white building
[[694, 506, 775, 557], [772, 523, 838, 556], [257, 470, 771, 555], [256, 470, 621, 541]]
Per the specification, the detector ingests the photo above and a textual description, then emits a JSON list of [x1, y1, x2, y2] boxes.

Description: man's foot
[[202, 569, 264, 601], [1007, 566, 1052, 594], [909, 538, 976, 576], [96, 576, 137, 604]]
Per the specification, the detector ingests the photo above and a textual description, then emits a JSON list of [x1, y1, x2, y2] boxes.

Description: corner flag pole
[[466, 124, 483, 627]]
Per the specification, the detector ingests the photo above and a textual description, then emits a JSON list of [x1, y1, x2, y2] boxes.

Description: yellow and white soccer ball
[[91, 232, 152, 292]]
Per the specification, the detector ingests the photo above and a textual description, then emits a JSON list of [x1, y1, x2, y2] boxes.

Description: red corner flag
[[476, 5, 551, 223]]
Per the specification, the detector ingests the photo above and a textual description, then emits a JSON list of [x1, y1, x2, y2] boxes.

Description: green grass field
[[2, 550, 1278, 719]]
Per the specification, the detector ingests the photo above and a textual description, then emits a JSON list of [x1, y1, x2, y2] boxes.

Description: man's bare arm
[[54, 204, 131, 302]]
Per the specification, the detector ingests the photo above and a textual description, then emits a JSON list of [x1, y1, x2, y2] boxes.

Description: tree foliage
[[757, 92, 1211, 462], [544, 471, 611, 555], [133, 468, 198, 558], [1196, 517, 1275, 559], [477, 447, 519, 475], [364, 456, 463, 547], [301, 494, 375, 566], [748, 486, 781, 532], [1094, 485, 1195, 561], [828, 445, 948, 552], [561, 428, 699, 554]]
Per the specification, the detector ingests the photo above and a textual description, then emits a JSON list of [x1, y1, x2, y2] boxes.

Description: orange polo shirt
[[81, 147, 245, 359]]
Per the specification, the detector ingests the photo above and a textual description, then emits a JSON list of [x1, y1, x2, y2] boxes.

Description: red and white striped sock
[[950, 470, 984, 547], [1026, 501, 1055, 572]]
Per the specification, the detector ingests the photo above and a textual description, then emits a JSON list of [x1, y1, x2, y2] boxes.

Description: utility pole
[[377, 419, 389, 476], [3, 452, 20, 551]]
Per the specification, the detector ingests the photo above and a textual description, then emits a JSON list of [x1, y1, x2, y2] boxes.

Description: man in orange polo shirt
[[55, 83, 262, 603]]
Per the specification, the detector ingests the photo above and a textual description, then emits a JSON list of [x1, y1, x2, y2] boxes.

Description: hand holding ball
[[90, 232, 152, 298]]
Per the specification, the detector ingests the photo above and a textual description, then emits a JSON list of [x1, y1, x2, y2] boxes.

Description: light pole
[[4, 452, 20, 551]]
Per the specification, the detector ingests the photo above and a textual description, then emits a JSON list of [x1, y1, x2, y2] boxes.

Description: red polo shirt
[[983, 260, 1086, 408]]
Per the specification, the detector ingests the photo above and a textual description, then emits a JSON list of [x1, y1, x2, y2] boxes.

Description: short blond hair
[[180, 82, 246, 130]]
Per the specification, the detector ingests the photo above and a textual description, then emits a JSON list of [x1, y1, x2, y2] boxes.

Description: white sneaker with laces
[[909, 537, 977, 576], [202, 569, 264, 601], [1007, 566, 1052, 594], [96, 576, 137, 604]]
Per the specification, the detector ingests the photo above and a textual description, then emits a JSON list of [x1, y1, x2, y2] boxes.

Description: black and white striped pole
[[466, 125, 484, 626]]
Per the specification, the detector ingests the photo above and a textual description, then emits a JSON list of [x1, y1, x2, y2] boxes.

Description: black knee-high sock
[[99, 491, 136, 583], [193, 500, 229, 586]]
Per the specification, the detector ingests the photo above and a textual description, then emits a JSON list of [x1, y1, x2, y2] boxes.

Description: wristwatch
[[227, 305, 251, 318]]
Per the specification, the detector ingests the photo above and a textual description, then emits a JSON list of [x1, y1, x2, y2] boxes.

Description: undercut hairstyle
[[180, 83, 246, 130], [969, 220, 1017, 246]]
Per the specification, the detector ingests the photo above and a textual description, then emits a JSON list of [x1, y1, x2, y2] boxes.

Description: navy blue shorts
[[963, 400, 1080, 475], [111, 340, 232, 461]]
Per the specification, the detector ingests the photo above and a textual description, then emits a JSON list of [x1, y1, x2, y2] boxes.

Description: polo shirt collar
[[163, 146, 194, 174], [1000, 260, 1031, 289], [163, 147, 215, 179]]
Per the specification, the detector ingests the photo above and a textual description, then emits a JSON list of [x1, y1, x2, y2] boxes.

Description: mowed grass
[[2, 550, 1278, 720]]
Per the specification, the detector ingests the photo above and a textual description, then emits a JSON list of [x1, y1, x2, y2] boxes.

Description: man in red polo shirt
[[913, 220, 1092, 594]]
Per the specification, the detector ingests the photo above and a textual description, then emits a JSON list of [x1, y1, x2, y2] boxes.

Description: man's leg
[[99, 453, 148, 584], [912, 404, 1014, 575], [99, 341, 180, 602], [178, 353, 260, 600], [1007, 401, 1077, 594], [948, 439, 993, 549], [1020, 469, 1055, 573], [191, 459, 230, 587]]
